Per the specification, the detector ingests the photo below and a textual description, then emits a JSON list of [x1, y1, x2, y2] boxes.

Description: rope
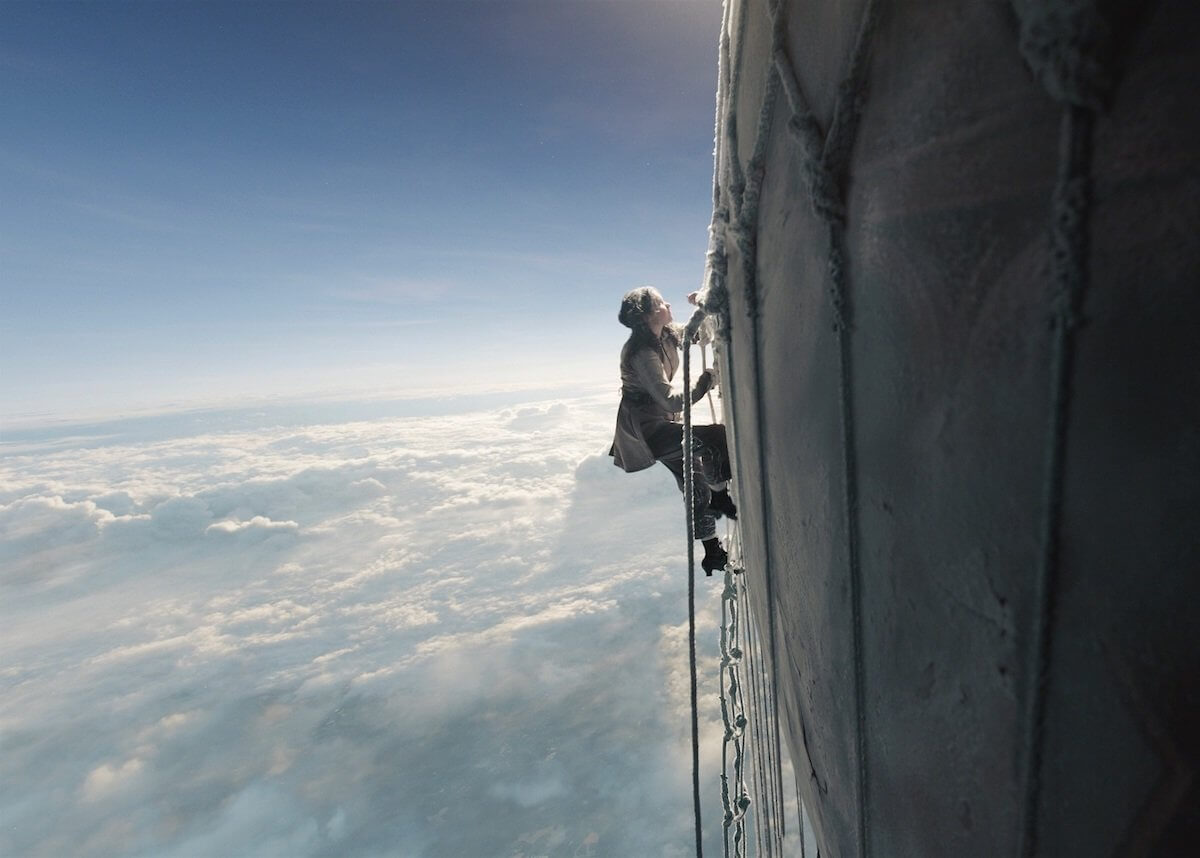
[[741, 579, 770, 858], [735, 16, 788, 857], [706, 3, 1116, 858], [796, 763, 808, 858], [702, 0, 884, 854], [1018, 102, 1097, 858], [720, 556, 751, 858], [755, 592, 785, 858], [1010, 5, 1109, 854], [703, 345, 718, 425], [683, 310, 705, 858], [768, 0, 881, 853]]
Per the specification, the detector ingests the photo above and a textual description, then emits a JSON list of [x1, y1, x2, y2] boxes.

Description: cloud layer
[[2, 392, 744, 857]]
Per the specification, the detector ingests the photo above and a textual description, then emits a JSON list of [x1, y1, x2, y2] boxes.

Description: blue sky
[[2, 0, 724, 420]]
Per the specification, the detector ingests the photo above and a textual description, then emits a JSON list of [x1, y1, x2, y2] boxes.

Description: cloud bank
[[1, 392, 742, 857]]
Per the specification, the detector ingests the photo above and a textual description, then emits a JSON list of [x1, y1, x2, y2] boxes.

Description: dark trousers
[[646, 422, 732, 542]]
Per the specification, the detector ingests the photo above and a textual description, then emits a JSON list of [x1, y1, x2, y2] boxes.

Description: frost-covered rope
[[743, 571, 791, 858], [752, 591, 785, 858], [744, 579, 776, 858], [795, 765, 808, 858], [741, 579, 771, 858], [702, 344, 718, 425], [683, 310, 706, 858], [1020, 107, 1095, 858], [700, 0, 791, 853], [735, 14, 788, 858], [720, 557, 751, 858], [763, 636, 786, 858], [1013, 3, 1111, 853], [761, 592, 786, 858], [768, 0, 881, 853]]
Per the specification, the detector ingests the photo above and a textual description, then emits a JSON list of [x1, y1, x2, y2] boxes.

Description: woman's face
[[648, 292, 672, 329]]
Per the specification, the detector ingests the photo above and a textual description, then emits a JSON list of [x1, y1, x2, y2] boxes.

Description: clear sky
[[2, 0, 724, 422]]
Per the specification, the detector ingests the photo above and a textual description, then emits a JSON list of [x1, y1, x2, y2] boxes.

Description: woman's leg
[[646, 423, 717, 542], [691, 423, 736, 519], [692, 423, 732, 487]]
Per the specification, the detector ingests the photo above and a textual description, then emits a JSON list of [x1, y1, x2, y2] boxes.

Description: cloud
[[0, 391, 741, 857], [502, 401, 570, 432], [205, 515, 300, 536], [82, 757, 146, 802]]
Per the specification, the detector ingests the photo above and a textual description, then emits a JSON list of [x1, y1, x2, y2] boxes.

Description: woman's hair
[[618, 286, 680, 355]]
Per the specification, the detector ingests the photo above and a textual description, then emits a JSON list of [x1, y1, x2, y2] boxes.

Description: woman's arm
[[630, 349, 713, 413]]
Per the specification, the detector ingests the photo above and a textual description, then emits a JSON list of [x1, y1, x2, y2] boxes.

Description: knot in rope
[[1012, 0, 1113, 109], [801, 153, 847, 226]]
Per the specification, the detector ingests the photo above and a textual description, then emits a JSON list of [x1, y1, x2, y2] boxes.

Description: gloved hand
[[692, 369, 715, 400]]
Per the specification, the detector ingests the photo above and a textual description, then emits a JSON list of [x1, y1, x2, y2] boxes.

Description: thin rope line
[[721, 568, 734, 858], [752, 592, 776, 858], [1018, 103, 1095, 858], [720, 540, 750, 857], [756, 596, 785, 858], [796, 763, 808, 858], [727, 0, 751, 206], [748, 595, 779, 858], [741, 580, 765, 857], [828, 219, 870, 858], [731, 578, 750, 858], [742, 581, 769, 858], [770, 0, 881, 851], [737, 36, 787, 858], [684, 317, 705, 858]]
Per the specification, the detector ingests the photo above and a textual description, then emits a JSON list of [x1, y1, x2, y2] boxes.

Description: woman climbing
[[609, 286, 737, 574]]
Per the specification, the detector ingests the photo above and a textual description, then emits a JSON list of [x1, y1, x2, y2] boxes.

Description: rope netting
[[683, 0, 1110, 854], [683, 328, 803, 858]]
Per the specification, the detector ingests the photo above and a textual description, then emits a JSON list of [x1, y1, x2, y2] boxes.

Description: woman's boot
[[701, 537, 728, 576], [708, 488, 738, 521]]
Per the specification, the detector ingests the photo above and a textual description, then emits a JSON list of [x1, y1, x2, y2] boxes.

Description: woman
[[609, 286, 737, 574]]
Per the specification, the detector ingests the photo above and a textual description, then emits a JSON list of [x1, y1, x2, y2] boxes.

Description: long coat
[[610, 331, 709, 472]]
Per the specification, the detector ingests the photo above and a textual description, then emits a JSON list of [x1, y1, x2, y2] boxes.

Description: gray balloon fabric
[[700, 0, 1200, 855]]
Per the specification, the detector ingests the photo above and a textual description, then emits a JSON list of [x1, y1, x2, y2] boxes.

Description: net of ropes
[[679, 0, 1111, 855]]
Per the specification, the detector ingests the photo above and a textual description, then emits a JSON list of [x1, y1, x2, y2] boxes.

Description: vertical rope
[[828, 218, 871, 858], [769, 0, 880, 852], [742, 581, 770, 858], [825, 10, 878, 854], [721, 572, 733, 858], [796, 764, 808, 858], [720, 546, 751, 857], [749, 593, 781, 858], [757, 603, 786, 858], [751, 595, 774, 858], [738, 45, 788, 858], [1018, 103, 1096, 858], [683, 318, 705, 858]]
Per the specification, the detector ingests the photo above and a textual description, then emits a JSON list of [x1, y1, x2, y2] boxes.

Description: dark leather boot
[[701, 538, 728, 576], [709, 488, 738, 521]]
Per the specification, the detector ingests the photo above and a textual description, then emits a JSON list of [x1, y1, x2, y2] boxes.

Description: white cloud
[[82, 757, 145, 802], [205, 515, 301, 536], [0, 391, 740, 857]]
